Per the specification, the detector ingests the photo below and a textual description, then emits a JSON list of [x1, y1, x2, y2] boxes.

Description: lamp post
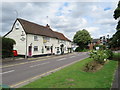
[[25, 35, 27, 59]]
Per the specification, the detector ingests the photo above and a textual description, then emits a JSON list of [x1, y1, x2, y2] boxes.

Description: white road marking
[[0, 70, 15, 75], [10, 56, 88, 88], [57, 58, 66, 61], [69, 56, 76, 58], [30, 62, 50, 68]]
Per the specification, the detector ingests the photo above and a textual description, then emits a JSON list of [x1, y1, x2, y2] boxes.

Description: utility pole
[[25, 35, 27, 59]]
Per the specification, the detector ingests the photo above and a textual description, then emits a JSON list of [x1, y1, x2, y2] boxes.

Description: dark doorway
[[28, 46, 32, 56], [51, 46, 53, 54], [60, 44, 64, 55]]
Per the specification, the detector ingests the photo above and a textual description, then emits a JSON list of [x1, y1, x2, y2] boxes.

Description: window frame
[[34, 35, 38, 41], [43, 36, 50, 43], [15, 23, 19, 29], [34, 46, 38, 51]]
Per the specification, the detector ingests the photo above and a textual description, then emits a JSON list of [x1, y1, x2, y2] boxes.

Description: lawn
[[22, 58, 118, 88], [113, 52, 120, 60]]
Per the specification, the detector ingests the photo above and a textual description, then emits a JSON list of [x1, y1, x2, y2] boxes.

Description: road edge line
[[10, 56, 88, 88]]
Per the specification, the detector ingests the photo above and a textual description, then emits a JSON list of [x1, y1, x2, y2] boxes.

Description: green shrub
[[2, 37, 16, 58], [75, 47, 81, 52], [94, 45, 106, 50], [89, 50, 108, 64], [75, 47, 88, 52], [83, 60, 102, 72], [85, 49, 114, 72], [105, 49, 113, 59]]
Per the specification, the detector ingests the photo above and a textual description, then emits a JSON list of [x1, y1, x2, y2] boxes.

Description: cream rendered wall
[[50, 38, 59, 54], [27, 34, 44, 56], [52, 39, 69, 54], [5, 20, 26, 55], [64, 41, 68, 53], [27, 34, 59, 56], [59, 40, 66, 53], [66, 41, 72, 48], [27, 34, 72, 56], [5, 20, 72, 56], [43, 37, 52, 54], [47, 37, 72, 54]]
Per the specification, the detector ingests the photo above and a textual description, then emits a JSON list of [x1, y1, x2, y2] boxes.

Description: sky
[[1, 0, 119, 40]]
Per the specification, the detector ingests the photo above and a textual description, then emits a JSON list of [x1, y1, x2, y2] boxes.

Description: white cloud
[[86, 27, 99, 33], [96, 18, 117, 25], [1, 1, 118, 41]]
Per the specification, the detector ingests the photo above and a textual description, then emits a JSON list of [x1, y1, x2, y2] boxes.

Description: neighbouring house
[[4, 18, 72, 57], [89, 39, 101, 50], [71, 43, 79, 51]]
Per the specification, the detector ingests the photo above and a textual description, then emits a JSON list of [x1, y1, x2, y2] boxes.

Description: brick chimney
[[46, 24, 50, 29]]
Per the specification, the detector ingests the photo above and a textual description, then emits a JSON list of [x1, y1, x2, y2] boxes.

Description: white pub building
[[5, 18, 72, 57]]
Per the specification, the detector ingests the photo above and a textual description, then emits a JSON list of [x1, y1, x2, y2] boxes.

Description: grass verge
[[21, 58, 118, 88], [113, 53, 120, 60]]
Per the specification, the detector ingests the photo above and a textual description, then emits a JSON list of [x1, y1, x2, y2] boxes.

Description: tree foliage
[[109, 31, 120, 48], [116, 20, 120, 30], [114, 1, 120, 20], [114, 1, 120, 30], [2, 37, 16, 58], [73, 29, 92, 50], [110, 1, 120, 49]]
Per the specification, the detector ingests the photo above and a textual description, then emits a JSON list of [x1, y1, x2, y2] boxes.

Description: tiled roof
[[92, 39, 100, 43], [54, 31, 71, 42], [17, 18, 70, 41]]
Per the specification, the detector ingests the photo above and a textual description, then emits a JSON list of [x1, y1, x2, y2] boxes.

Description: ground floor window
[[45, 46, 50, 51], [42, 46, 44, 53], [47, 46, 50, 51], [34, 46, 38, 51]]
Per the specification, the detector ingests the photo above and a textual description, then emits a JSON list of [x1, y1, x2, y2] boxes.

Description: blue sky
[[56, 2, 69, 16], [1, 1, 119, 40], [104, 7, 111, 11]]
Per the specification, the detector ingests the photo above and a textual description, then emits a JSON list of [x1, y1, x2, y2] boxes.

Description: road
[[1, 52, 89, 88]]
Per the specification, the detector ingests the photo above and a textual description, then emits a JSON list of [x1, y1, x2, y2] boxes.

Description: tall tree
[[109, 31, 120, 49], [114, 1, 120, 30], [73, 29, 92, 50], [109, 1, 120, 49]]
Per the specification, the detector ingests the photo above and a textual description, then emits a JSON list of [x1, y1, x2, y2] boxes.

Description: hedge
[[2, 37, 16, 58]]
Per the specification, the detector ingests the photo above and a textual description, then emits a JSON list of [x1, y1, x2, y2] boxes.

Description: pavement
[[111, 61, 120, 90], [111, 50, 120, 90], [1, 52, 89, 88]]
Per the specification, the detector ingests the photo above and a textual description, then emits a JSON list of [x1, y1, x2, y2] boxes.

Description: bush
[[75, 47, 81, 52], [94, 45, 106, 50], [89, 50, 109, 64], [85, 49, 113, 72], [83, 60, 103, 72], [105, 49, 113, 59], [2, 37, 16, 58], [75, 47, 88, 52]]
